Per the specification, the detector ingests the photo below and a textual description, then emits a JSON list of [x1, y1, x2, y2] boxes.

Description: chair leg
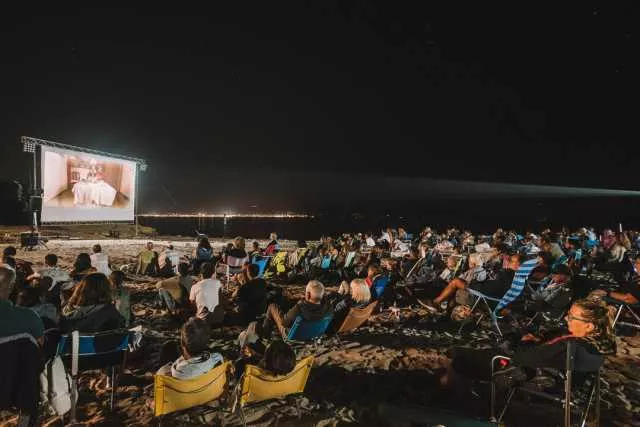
[[240, 406, 247, 427], [497, 388, 517, 423], [612, 305, 624, 329], [70, 374, 78, 423], [526, 312, 539, 327], [110, 366, 118, 411], [296, 396, 302, 420], [458, 297, 482, 335], [595, 370, 601, 427], [627, 306, 640, 325]]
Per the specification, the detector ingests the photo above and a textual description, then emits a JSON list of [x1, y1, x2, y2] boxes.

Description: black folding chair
[[491, 340, 603, 427]]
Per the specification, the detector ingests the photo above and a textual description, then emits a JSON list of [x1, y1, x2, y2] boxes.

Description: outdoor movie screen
[[40, 146, 137, 222]]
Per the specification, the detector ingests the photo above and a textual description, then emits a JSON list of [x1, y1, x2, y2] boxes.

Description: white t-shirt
[[90, 252, 112, 275], [190, 278, 222, 318]]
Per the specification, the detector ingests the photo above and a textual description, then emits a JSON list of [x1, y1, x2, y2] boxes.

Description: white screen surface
[[40, 146, 137, 223]]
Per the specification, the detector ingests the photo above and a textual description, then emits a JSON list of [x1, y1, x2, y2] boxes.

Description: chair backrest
[[239, 356, 314, 407], [337, 301, 378, 334], [287, 314, 333, 341], [227, 256, 248, 268], [371, 274, 391, 299], [0, 333, 41, 415], [320, 255, 332, 270], [272, 251, 288, 273], [154, 361, 231, 417], [494, 258, 539, 313], [57, 330, 129, 370], [252, 257, 270, 278]]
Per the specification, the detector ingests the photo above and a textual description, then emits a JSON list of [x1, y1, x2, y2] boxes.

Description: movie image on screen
[[41, 146, 136, 223]]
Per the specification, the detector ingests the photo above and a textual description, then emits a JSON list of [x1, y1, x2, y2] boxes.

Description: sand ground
[[0, 239, 639, 426]]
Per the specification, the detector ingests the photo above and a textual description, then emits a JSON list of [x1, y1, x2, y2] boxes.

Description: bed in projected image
[[41, 146, 136, 222]]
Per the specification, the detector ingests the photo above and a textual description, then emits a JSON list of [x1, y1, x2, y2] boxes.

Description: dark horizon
[[0, 2, 636, 212]]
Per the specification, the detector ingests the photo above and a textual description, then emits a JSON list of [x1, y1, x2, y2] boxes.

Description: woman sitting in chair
[[440, 299, 616, 390], [60, 273, 125, 333], [328, 279, 372, 331], [157, 317, 224, 379]]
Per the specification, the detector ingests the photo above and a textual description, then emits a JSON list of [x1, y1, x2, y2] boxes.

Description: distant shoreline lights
[[137, 212, 313, 219]]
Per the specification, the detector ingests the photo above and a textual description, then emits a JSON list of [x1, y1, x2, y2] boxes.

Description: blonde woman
[[330, 279, 372, 331], [226, 236, 248, 260]]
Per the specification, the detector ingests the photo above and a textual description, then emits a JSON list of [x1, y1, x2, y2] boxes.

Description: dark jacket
[[282, 299, 331, 328], [237, 278, 268, 325], [513, 335, 602, 371], [0, 334, 41, 418], [60, 304, 126, 333]]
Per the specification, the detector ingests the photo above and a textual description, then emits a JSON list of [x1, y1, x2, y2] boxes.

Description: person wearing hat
[[529, 264, 573, 318]]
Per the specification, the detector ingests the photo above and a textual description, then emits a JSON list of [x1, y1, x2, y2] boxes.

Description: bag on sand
[[40, 355, 74, 416]]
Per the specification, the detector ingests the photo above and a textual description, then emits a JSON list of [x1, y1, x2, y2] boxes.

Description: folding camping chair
[[491, 340, 603, 426], [286, 314, 334, 345], [459, 258, 539, 336], [605, 296, 640, 333], [57, 329, 129, 422], [154, 361, 232, 426], [251, 256, 270, 278], [221, 255, 248, 289], [336, 301, 378, 337], [371, 274, 391, 303], [234, 356, 314, 427], [264, 251, 288, 279], [0, 333, 40, 427]]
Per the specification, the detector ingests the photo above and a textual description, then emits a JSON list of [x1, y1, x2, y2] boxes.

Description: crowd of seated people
[[1, 225, 638, 424]]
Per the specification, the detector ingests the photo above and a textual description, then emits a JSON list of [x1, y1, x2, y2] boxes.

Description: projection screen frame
[[22, 136, 147, 225]]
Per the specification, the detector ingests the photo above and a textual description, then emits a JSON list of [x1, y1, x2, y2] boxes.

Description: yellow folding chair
[[235, 355, 314, 426], [154, 361, 232, 424]]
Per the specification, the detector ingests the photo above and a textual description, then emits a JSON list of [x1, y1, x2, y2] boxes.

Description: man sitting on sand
[[190, 262, 224, 326], [137, 241, 159, 276], [260, 280, 331, 338], [155, 262, 196, 314]]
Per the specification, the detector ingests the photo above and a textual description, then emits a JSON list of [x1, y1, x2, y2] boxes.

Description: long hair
[[68, 272, 113, 307], [350, 278, 371, 304], [573, 299, 616, 355], [198, 238, 212, 250], [73, 253, 93, 273]]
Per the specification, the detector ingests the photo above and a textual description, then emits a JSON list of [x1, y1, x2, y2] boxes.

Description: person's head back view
[[74, 253, 93, 272], [0, 265, 17, 300], [180, 317, 211, 359], [45, 253, 58, 267], [262, 340, 295, 376], [178, 262, 190, 277], [200, 262, 214, 279], [305, 280, 324, 303], [68, 272, 113, 307], [92, 244, 102, 254]]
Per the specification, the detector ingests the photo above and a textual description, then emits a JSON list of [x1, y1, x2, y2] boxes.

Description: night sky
[[0, 2, 636, 212]]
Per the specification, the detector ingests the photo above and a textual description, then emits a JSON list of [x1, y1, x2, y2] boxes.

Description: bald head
[[0, 265, 17, 300], [305, 280, 325, 303]]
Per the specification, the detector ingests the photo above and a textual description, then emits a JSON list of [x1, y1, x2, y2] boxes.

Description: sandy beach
[[1, 238, 639, 426]]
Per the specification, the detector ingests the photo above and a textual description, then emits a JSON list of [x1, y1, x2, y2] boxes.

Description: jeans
[[158, 289, 176, 310]]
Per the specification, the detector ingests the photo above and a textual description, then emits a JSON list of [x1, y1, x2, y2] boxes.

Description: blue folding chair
[[252, 256, 270, 278], [57, 329, 130, 418], [371, 274, 391, 300], [460, 258, 539, 336], [286, 314, 333, 342]]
